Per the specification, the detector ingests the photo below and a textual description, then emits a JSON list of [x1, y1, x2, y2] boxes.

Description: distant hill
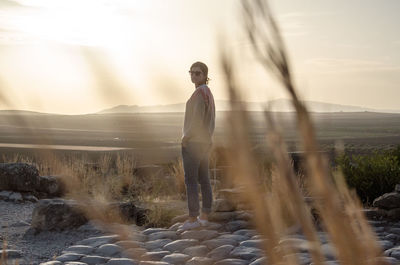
[[98, 99, 400, 114]]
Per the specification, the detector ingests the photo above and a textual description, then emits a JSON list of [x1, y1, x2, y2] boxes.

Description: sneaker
[[178, 220, 201, 232], [197, 216, 209, 227]]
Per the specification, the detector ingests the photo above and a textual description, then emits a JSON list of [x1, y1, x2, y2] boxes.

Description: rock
[[208, 245, 235, 260], [78, 235, 119, 248], [388, 227, 400, 235], [63, 245, 95, 255], [209, 212, 239, 223], [138, 261, 169, 265], [23, 194, 39, 202], [31, 199, 88, 231], [182, 245, 209, 257], [378, 240, 394, 250], [225, 220, 250, 232], [116, 240, 145, 249], [56, 253, 84, 262], [186, 257, 214, 265], [141, 251, 171, 261], [213, 199, 236, 212], [0, 190, 11, 200], [0, 249, 23, 259], [148, 231, 179, 241], [386, 209, 400, 221], [321, 243, 337, 260], [218, 234, 249, 242], [0, 163, 40, 192], [95, 244, 123, 257], [239, 239, 264, 249], [395, 184, 400, 193], [376, 257, 399, 265], [145, 239, 173, 251], [163, 239, 199, 252], [9, 192, 23, 202], [40, 261, 63, 265], [373, 193, 400, 209], [363, 209, 386, 220], [38, 175, 64, 197], [384, 233, 400, 241], [64, 262, 88, 265], [81, 255, 110, 265], [214, 258, 248, 265], [112, 202, 148, 226], [9, 220, 30, 227], [169, 222, 182, 231], [122, 247, 147, 259], [142, 228, 169, 236], [218, 188, 245, 202], [161, 253, 191, 264], [181, 230, 219, 241], [106, 258, 137, 265], [249, 257, 267, 265], [203, 239, 238, 249], [171, 214, 188, 224], [236, 211, 253, 221], [233, 229, 258, 238], [230, 246, 263, 261], [278, 238, 311, 253]]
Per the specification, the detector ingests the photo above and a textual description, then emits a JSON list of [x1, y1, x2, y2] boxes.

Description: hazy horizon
[[0, 0, 399, 114]]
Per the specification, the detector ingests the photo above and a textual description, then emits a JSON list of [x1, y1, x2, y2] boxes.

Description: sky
[[0, 0, 399, 114]]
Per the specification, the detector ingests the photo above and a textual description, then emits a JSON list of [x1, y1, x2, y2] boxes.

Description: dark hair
[[190, 61, 210, 85]]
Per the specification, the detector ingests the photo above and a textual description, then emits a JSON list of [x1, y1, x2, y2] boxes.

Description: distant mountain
[[0, 110, 53, 115], [98, 99, 400, 114]]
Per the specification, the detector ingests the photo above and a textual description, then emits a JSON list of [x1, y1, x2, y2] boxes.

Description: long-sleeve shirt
[[182, 84, 215, 144]]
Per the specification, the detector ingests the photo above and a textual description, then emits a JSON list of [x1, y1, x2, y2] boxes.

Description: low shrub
[[337, 147, 400, 204]]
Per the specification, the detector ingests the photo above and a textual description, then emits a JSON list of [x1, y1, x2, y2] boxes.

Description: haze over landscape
[[0, 0, 399, 114]]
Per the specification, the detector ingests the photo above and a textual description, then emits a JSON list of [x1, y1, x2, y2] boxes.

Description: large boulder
[[31, 199, 88, 232], [31, 199, 149, 232], [0, 163, 40, 192], [38, 175, 64, 197], [373, 192, 400, 210]]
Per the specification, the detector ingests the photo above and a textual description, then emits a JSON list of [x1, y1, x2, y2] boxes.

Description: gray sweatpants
[[182, 142, 213, 217]]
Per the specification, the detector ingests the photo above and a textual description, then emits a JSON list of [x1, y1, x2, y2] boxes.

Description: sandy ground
[[0, 201, 104, 265]]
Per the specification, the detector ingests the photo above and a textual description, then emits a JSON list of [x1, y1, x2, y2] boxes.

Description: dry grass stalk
[[215, 0, 387, 264]]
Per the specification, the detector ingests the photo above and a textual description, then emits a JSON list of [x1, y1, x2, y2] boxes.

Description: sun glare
[[11, 0, 132, 50]]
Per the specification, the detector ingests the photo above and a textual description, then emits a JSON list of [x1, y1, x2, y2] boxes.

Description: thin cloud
[[305, 58, 400, 74]]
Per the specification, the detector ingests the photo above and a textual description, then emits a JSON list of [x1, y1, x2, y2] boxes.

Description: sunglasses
[[189, 70, 203, 77]]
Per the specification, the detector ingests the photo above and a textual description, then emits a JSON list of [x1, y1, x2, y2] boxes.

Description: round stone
[[142, 228, 169, 235], [163, 239, 199, 252], [181, 230, 219, 241], [106, 258, 137, 265], [63, 245, 94, 255], [230, 246, 264, 261], [161, 253, 191, 264], [141, 251, 171, 261], [182, 245, 209, 257], [81, 255, 110, 265], [214, 258, 248, 265], [233, 229, 258, 238], [148, 231, 179, 241], [56, 253, 84, 262], [78, 235, 119, 248], [186, 257, 214, 265], [208, 245, 235, 261], [145, 239, 173, 251], [218, 234, 249, 242], [96, 244, 123, 257], [203, 239, 238, 250]]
